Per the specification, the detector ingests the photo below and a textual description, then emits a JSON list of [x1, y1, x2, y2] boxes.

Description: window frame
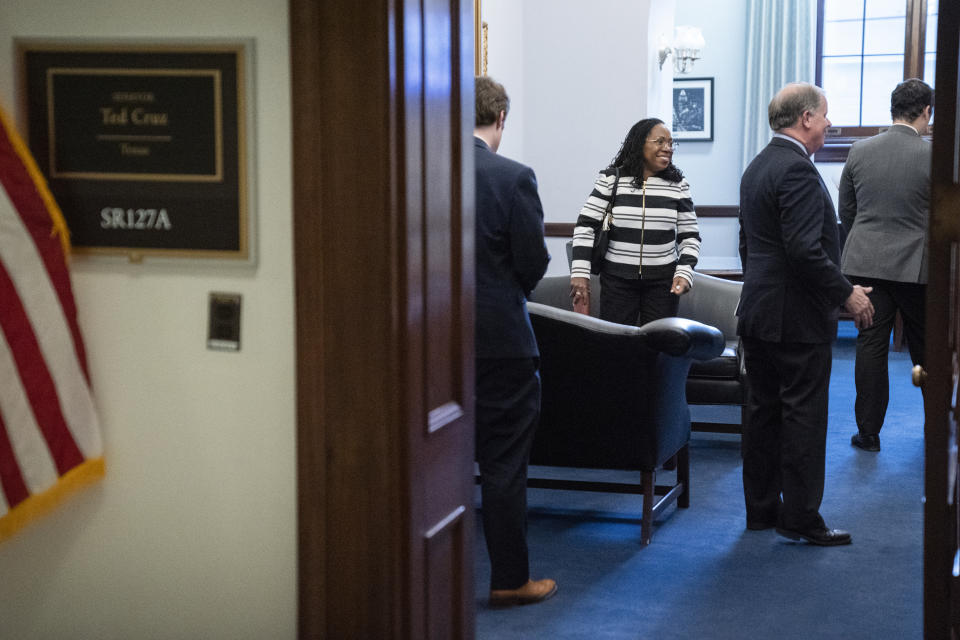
[[815, 0, 931, 162]]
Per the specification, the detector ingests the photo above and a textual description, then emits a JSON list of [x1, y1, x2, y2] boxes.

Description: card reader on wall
[[208, 292, 241, 351]]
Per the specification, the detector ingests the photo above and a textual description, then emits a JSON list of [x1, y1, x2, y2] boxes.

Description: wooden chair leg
[[641, 470, 654, 545], [677, 444, 690, 508]]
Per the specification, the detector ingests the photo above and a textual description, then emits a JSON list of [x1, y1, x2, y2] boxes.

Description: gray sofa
[[676, 273, 746, 434]]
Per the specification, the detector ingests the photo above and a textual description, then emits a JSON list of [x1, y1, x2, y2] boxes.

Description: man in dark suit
[[839, 78, 933, 452], [473, 75, 554, 605], [738, 82, 874, 546]]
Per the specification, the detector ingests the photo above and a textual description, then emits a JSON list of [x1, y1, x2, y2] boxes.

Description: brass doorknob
[[912, 365, 927, 388]]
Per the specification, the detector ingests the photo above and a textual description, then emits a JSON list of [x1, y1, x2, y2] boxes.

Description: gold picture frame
[[474, 0, 487, 76]]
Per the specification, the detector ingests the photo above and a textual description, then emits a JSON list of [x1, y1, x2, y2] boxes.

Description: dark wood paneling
[[903, 0, 927, 80], [424, 0, 456, 410], [424, 506, 467, 640], [291, 0, 474, 637], [543, 222, 574, 237], [924, 0, 960, 636], [292, 1, 400, 637], [289, 0, 327, 635], [695, 205, 740, 218], [403, 1, 475, 638]]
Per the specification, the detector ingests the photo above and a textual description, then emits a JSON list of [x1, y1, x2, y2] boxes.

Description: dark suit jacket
[[474, 137, 550, 359], [839, 124, 931, 283], [737, 137, 852, 344]]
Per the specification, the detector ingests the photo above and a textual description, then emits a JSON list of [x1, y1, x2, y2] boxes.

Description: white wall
[[482, 0, 684, 276], [668, 0, 749, 266], [481, 0, 747, 276], [673, 0, 748, 206], [482, 0, 525, 160], [647, 3, 678, 127], [486, 1, 751, 206], [0, 2, 297, 639], [483, 0, 848, 276], [485, 0, 666, 223], [522, 0, 665, 228]]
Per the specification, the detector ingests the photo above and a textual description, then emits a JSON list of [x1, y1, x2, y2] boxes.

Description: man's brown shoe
[[489, 578, 557, 607]]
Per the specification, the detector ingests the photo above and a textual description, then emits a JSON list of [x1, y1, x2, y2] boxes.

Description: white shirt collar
[[890, 122, 920, 135], [773, 132, 810, 156]]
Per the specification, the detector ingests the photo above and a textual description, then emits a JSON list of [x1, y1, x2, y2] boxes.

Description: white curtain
[[741, 0, 816, 173]]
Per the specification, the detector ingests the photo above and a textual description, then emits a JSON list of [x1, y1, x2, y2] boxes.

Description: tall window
[[816, 0, 938, 160]]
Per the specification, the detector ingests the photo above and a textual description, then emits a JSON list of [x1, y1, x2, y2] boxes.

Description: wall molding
[[545, 205, 738, 237]]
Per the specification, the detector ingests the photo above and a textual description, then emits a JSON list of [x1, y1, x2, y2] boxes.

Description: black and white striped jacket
[[571, 169, 701, 284]]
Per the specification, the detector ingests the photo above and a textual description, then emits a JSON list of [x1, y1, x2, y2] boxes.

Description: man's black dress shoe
[[851, 433, 880, 452], [775, 526, 852, 546]]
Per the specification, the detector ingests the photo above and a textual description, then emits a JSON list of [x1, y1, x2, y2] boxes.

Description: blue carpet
[[475, 324, 923, 639]]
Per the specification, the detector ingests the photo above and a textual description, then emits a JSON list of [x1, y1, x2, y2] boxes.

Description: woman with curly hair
[[569, 118, 701, 325]]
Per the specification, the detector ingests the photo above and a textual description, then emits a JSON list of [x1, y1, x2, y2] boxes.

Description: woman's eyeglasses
[[647, 137, 679, 150]]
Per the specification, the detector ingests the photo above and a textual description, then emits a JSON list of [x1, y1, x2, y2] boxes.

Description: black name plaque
[[17, 41, 250, 261]]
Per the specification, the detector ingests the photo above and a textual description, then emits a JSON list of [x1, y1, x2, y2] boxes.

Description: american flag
[[0, 102, 103, 543]]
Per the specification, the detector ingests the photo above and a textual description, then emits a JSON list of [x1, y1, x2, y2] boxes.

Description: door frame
[[289, 1, 476, 638], [924, 1, 960, 635]]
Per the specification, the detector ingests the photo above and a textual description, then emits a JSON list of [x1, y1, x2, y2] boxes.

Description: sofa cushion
[[685, 377, 745, 404], [687, 342, 738, 379]]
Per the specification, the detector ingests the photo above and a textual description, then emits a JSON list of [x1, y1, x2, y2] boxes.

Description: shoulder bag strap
[[602, 166, 620, 231]]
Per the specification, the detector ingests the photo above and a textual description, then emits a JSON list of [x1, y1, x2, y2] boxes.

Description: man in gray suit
[[839, 78, 933, 452]]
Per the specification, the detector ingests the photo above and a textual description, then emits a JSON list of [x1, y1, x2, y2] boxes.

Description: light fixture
[[657, 25, 705, 74]]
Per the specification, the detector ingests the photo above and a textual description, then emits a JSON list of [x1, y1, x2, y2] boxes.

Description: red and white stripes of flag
[[0, 103, 104, 542]]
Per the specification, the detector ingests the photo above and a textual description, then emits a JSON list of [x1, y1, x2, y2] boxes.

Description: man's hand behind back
[[844, 285, 874, 329]]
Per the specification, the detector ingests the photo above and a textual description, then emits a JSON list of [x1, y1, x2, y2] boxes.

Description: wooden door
[[290, 1, 475, 638], [924, 2, 960, 637]]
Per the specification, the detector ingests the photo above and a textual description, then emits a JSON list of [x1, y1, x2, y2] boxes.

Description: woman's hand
[[670, 276, 690, 296], [570, 277, 591, 314]]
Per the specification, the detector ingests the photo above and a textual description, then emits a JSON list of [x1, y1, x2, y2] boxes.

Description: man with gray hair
[[839, 78, 933, 453], [737, 82, 874, 546]]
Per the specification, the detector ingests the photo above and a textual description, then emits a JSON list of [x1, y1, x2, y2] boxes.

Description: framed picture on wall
[[672, 77, 713, 141]]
